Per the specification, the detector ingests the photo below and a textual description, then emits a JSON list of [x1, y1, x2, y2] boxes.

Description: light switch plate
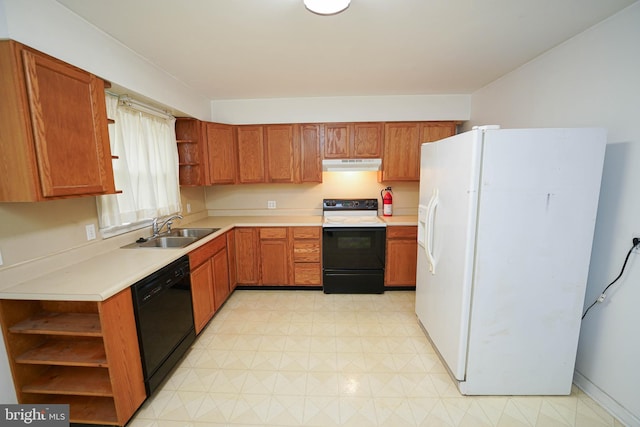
[[267, 201, 276, 209]]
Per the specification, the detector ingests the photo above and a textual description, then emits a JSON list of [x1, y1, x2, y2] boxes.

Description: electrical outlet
[[186, 203, 192, 213], [0, 249, 3, 266], [85, 224, 97, 241], [633, 235, 640, 252], [267, 200, 276, 209]]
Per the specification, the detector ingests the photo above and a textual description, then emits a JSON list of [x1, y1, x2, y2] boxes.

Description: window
[[97, 94, 181, 237]]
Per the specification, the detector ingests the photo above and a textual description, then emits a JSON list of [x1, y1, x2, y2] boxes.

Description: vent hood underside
[[322, 158, 382, 172]]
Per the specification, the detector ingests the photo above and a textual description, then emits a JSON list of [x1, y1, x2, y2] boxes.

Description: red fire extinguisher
[[381, 186, 393, 216]]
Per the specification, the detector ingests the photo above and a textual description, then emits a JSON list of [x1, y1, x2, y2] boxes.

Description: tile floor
[[129, 290, 623, 427]]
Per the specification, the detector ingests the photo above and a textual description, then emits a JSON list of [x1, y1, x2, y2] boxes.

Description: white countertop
[[0, 215, 416, 302]]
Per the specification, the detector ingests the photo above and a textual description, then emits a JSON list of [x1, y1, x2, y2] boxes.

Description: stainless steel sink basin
[[138, 236, 198, 248], [168, 228, 219, 238], [122, 227, 220, 249]]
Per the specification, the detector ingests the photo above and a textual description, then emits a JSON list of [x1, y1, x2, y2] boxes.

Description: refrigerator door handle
[[426, 188, 439, 274]]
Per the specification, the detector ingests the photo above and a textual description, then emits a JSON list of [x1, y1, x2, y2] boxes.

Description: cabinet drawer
[[293, 240, 320, 262], [292, 227, 320, 239], [294, 263, 321, 285], [386, 226, 417, 240], [259, 227, 287, 239], [188, 235, 226, 268]]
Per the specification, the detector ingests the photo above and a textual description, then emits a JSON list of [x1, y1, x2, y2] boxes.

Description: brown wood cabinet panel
[[236, 126, 265, 183], [265, 124, 295, 183], [385, 226, 418, 287], [0, 40, 116, 201], [260, 227, 288, 239], [421, 121, 458, 143], [190, 259, 215, 334], [235, 227, 260, 284], [381, 122, 421, 181], [212, 247, 230, 310], [226, 231, 237, 291], [292, 227, 321, 239], [206, 122, 237, 184], [352, 122, 383, 158], [298, 124, 322, 183], [293, 240, 320, 263], [294, 263, 321, 286], [260, 239, 289, 285], [99, 289, 147, 424], [323, 123, 351, 159]]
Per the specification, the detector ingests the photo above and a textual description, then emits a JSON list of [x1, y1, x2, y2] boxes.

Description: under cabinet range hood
[[322, 158, 382, 172]]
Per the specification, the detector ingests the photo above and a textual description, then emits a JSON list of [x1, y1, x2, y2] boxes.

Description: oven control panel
[[323, 198, 378, 211]]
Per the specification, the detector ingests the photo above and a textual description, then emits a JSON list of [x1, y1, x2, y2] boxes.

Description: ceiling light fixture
[[304, 0, 351, 15]]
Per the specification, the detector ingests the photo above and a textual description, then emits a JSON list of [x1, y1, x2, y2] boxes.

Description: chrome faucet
[[152, 214, 183, 236]]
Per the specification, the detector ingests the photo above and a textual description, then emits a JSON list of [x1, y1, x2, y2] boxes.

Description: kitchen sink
[[168, 228, 219, 238], [137, 236, 198, 248], [122, 227, 220, 249]]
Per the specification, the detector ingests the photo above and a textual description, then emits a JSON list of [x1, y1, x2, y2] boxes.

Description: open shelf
[[9, 312, 102, 336], [24, 394, 118, 426], [16, 338, 107, 367], [22, 366, 113, 396]]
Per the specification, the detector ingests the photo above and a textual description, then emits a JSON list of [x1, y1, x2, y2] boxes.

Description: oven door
[[322, 226, 386, 270]]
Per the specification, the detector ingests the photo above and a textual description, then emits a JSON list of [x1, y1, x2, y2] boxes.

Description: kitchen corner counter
[[381, 215, 418, 226], [0, 215, 322, 302]]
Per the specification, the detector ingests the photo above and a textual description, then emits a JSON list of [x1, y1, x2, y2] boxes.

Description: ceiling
[[56, 0, 635, 101]]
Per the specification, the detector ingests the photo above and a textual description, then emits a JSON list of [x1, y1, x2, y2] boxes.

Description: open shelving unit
[[0, 289, 146, 426]]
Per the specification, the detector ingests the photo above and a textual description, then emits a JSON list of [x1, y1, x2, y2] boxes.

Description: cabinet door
[[352, 122, 383, 158], [265, 124, 295, 183], [212, 246, 230, 310], [382, 122, 421, 181], [206, 122, 237, 184], [323, 123, 351, 159], [236, 126, 265, 183], [190, 260, 215, 334], [235, 228, 260, 284], [298, 124, 322, 183], [385, 227, 418, 287], [23, 48, 115, 198], [226, 231, 237, 291], [260, 239, 289, 285], [421, 121, 457, 143]]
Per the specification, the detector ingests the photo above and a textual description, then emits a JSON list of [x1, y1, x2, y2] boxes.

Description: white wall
[[205, 172, 419, 216], [469, 3, 640, 426], [0, 0, 210, 120], [212, 94, 470, 124]]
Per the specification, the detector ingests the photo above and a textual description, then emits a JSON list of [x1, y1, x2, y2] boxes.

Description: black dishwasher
[[131, 255, 195, 396]]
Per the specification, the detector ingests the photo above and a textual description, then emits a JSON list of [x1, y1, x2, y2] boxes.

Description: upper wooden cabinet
[[322, 122, 383, 159], [236, 125, 266, 183], [0, 40, 116, 201], [352, 122, 384, 158], [298, 124, 323, 183], [175, 118, 207, 186], [265, 124, 296, 183], [206, 122, 237, 184], [381, 121, 457, 181]]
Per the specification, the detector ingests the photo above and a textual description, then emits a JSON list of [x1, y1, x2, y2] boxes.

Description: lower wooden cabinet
[[259, 228, 290, 285], [188, 233, 230, 334], [235, 228, 260, 284], [234, 226, 322, 287], [0, 290, 146, 426], [291, 227, 322, 286], [385, 226, 418, 287]]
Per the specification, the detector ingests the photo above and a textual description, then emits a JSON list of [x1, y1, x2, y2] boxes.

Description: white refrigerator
[[415, 126, 606, 395]]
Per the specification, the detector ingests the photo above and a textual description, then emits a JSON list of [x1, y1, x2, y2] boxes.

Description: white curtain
[[97, 94, 181, 229]]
